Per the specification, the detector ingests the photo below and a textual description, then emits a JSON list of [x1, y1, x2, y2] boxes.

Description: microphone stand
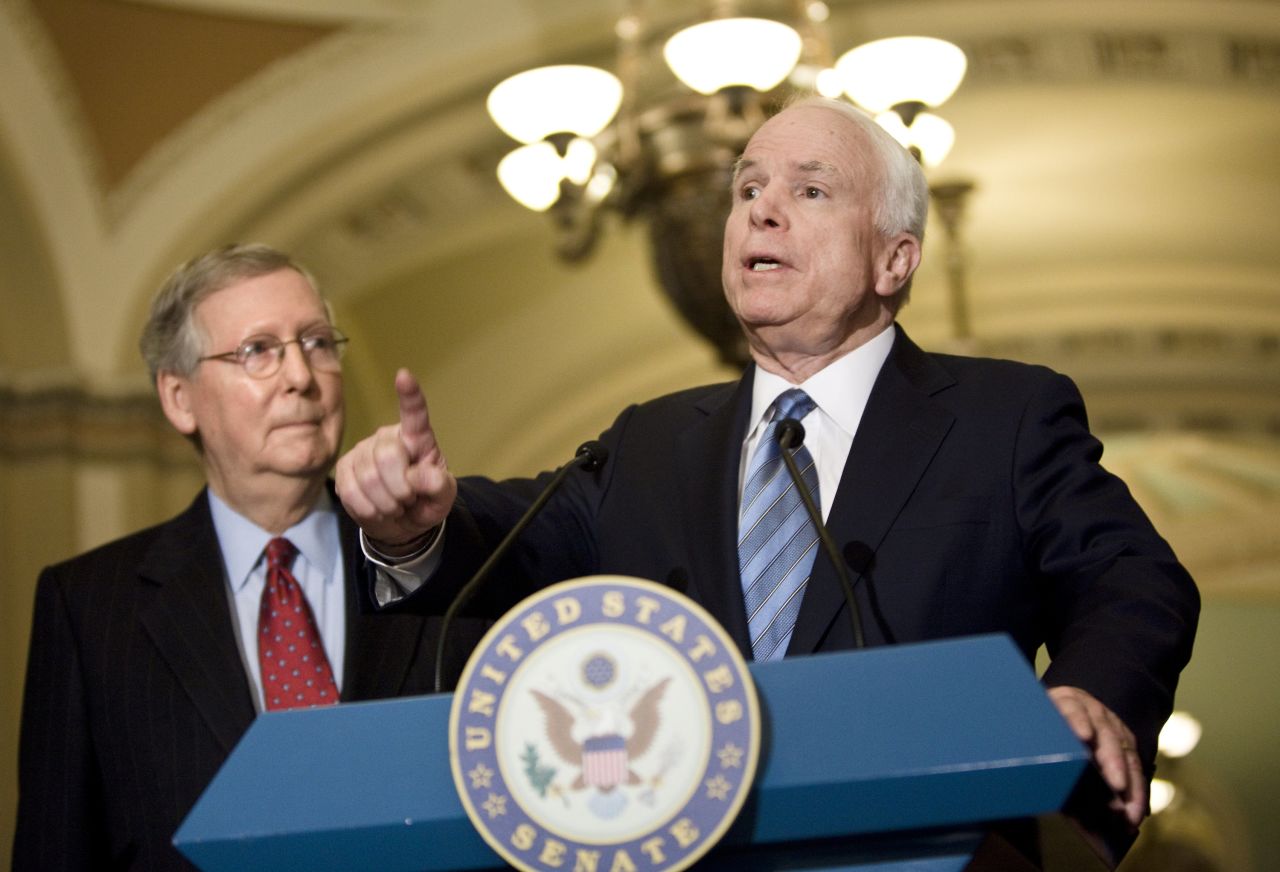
[[776, 420, 866, 649], [433, 441, 608, 693]]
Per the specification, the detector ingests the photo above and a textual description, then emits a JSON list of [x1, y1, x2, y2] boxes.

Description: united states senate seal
[[449, 575, 760, 872]]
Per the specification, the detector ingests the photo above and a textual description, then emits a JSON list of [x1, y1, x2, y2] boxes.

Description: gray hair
[[784, 95, 930, 242], [139, 244, 323, 382]]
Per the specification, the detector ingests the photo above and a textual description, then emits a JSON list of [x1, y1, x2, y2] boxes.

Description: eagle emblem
[[448, 575, 761, 872], [527, 653, 672, 816]]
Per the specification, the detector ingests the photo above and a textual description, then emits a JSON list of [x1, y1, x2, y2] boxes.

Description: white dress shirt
[[208, 489, 346, 712], [739, 324, 895, 520]]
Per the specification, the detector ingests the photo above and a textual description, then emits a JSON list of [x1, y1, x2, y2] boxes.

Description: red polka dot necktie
[[257, 537, 339, 711]]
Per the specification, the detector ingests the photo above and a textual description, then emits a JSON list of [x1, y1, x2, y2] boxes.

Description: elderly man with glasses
[[13, 244, 478, 872]]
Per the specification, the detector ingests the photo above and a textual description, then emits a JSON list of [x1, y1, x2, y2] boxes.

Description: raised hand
[[335, 369, 457, 553]]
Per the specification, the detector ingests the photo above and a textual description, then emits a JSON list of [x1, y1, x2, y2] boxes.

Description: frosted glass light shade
[[1158, 711, 1203, 759], [584, 163, 616, 204], [562, 137, 598, 186], [1149, 779, 1177, 815], [496, 138, 601, 211], [875, 110, 956, 167], [487, 65, 623, 143], [663, 18, 802, 95], [497, 142, 565, 211], [836, 36, 966, 113], [814, 67, 844, 99]]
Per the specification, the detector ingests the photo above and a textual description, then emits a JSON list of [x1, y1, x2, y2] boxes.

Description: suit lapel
[[676, 374, 755, 660], [136, 492, 256, 754], [338, 505, 431, 701], [788, 327, 956, 654]]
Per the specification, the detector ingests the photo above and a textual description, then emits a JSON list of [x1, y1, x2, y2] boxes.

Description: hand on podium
[[1047, 686, 1146, 830]]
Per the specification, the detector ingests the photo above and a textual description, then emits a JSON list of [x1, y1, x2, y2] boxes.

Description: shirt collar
[[748, 323, 895, 438], [207, 488, 340, 593]]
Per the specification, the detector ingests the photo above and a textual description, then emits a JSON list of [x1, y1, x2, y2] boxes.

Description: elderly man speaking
[[337, 99, 1199, 863]]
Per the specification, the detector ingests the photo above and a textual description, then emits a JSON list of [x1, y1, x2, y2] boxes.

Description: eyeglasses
[[197, 328, 349, 379]]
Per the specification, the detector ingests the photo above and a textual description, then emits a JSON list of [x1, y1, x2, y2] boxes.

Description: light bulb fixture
[[835, 36, 967, 114], [496, 142, 565, 212], [495, 137, 604, 212], [562, 137, 597, 186], [1158, 711, 1203, 759], [814, 66, 845, 99], [875, 110, 956, 167], [486, 65, 623, 143], [663, 18, 803, 95], [485, 6, 966, 365], [1149, 778, 1178, 815]]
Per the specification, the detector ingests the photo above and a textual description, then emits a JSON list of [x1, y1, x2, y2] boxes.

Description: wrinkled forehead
[[192, 269, 328, 338], [740, 105, 877, 179]]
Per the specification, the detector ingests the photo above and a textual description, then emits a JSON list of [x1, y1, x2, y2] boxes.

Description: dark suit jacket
[[422, 327, 1198, 779], [13, 487, 484, 872]]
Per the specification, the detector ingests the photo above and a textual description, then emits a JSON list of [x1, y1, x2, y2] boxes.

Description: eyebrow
[[732, 157, 841, 183], [235, 319, 332, 341], [802, 159, 838, 173]]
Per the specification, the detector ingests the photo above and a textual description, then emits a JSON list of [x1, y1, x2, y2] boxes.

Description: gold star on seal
[[717, 742, 744, 769], [482, 793, 507, 818], [704, 774, 733, 801], [468, 763, 495, 789]]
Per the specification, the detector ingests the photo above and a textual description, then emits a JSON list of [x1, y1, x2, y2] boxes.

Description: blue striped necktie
[[739, 389, 820, 662]]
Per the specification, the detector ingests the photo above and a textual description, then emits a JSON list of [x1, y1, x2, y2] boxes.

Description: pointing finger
[[395, 368, 432, 459]]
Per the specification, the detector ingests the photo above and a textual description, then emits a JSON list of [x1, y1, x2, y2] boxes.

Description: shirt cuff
[[362, 522, 445, 606]]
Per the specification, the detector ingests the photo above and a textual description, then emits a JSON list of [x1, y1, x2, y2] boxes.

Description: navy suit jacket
[[13, 487, 484, 872], [422, 327, 1198, 779]]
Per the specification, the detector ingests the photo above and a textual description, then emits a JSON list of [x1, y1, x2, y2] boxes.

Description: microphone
[[433, 440, 609, 692], [774, 419, 866, 649], [842, 541, 875, 575]]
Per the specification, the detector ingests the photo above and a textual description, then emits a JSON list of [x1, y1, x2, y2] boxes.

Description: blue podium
[[174, 634, 1089, 871]]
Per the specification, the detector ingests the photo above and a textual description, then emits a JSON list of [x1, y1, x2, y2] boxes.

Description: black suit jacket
[[13, 487, 483, 872], [423, 327, 1198, 778]]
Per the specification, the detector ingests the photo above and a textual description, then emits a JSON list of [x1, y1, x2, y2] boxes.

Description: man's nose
[[279, 340, 316, 387], [749, 188, 786, 230]]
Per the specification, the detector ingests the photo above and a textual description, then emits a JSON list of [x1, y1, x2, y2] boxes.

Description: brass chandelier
[[485, 1, 967, 366]]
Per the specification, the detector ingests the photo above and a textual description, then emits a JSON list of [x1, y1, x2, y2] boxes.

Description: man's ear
[[874, 233, 922, 297], [156, 370, 198, 437]]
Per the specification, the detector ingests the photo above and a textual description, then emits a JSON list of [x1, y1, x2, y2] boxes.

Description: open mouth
[[748, 257, 782, 272]]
